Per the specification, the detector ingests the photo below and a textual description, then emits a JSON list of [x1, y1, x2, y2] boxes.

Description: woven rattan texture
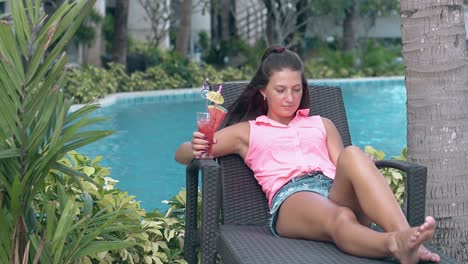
[[218, 225, 458, 264]]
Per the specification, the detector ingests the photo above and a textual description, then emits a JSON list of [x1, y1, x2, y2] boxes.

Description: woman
[[175, 46, 440, 264]]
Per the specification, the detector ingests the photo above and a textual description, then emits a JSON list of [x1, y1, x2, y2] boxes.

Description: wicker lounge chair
[[183, 82, 458, 264]]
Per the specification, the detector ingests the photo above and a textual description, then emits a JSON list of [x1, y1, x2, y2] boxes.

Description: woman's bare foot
[[389, 216, 438, 264], [419, 245, 440, 262]]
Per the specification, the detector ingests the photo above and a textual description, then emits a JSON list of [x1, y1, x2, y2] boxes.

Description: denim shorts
[[269, 172, 334, 236]]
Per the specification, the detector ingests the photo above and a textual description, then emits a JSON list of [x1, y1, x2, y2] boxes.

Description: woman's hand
[[191, 131, 217, 159], [191, 131, 207, 159]]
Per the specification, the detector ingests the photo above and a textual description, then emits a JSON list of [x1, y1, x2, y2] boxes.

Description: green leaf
[[0, 148, 20, 159], [45, 202, 58, 246], [397, 185, 405, 193], [74, 239, 136, 257], [391, 170, 403, 180], [364, 145, 385, 160], [82, 192, 93, 217], [61, 130, 113, 153], [11, 0, 29, 57], [83, 166, 95, 177], [91, 156, 104, 165], [52, 162, 98, 187], [384, 175, 392, 185], [31, 1, 92, 86]]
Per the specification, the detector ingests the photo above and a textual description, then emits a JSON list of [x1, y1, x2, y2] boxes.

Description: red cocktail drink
[[196, 105, 227, 159]]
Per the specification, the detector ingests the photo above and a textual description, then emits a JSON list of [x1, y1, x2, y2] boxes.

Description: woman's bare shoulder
[[320, 117, 335, 127]]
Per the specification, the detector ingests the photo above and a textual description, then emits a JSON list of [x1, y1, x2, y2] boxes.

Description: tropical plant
[[365, 146, 406, 205], [0, 1, 135, 263], [43, 151, 189, 264]]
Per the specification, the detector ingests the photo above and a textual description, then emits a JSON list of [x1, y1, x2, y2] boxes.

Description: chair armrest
[[185, 159, 222, 264], [375, 160, 427, 227]]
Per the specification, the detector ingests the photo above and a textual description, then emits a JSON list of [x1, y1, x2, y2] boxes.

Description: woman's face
[[260, 69, 303, 125]]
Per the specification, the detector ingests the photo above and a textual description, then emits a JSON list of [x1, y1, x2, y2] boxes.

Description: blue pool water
[[78, 77, 407, 211]]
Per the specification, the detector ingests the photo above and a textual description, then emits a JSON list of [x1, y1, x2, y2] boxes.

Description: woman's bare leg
[[328, 146, 439, 262], [275, 192, 437, 263]]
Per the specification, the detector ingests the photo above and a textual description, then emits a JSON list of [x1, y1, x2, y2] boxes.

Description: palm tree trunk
[[400, 1, 468, 262], [111, 0, 129, 66], [220, 0, 236, 40], [175, 0, 192, 58], [342, 4, 357, 51], [294, 0, 309, 56]]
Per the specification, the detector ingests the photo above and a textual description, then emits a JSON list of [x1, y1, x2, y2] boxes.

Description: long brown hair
[[222, 46, 310, 127]]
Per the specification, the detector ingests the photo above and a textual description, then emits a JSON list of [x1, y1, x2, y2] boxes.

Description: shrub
[[64, 63, 125, 103], [45, 151, 191, 264], [304, 41, 404, 78], [64, 60, 256, 103], [361, 40, 404, 76], [365, 146, 407, 205]]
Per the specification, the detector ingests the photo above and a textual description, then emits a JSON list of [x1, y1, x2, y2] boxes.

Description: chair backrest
[[213, 82, 352, 226]]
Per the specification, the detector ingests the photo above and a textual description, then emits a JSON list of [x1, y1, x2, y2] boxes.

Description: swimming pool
[[78, 77, 406, 211]]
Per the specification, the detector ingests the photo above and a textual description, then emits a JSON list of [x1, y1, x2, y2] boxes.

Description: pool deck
[[70, 76, 405, 112]]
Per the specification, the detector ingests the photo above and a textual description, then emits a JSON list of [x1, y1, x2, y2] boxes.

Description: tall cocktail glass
[[196, 112, 213, 159], [196, 105, 227, 159]]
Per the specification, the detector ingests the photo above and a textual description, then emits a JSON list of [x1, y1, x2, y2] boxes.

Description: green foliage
[[203, 36, 267, 68], [304, 41, 404, 78], [197, 31, 209, 51], [45, 151, 190, 264], [65, 57, 255, 103], [305, 49, 361, 78], [365, 146, 407, 205], [65, 63, 124, 102], [361, 40, 404, 76]]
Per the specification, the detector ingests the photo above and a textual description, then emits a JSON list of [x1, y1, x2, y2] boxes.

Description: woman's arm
[[174, 122, 250, 165], [322, 117, 344, 166], [174, 140, 197, 165]]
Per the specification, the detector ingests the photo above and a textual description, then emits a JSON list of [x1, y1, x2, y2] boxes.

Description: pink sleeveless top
[[244, 109, 336, 207]]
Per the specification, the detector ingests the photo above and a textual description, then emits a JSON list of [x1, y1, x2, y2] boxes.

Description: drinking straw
[[216, 84, 223, 105]]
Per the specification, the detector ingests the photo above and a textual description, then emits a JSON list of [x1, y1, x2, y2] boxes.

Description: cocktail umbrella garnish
[[205, 84, 224, 105]]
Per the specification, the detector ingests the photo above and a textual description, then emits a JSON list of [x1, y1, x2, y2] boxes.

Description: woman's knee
[[337, 146, 369, 168], [338, 146, 362, 161]]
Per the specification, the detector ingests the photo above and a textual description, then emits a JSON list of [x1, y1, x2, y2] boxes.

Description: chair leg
[[185, 164, 200, 264], [201, 163, 222, 264]]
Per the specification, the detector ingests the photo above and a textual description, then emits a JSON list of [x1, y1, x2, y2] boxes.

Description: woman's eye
[[276, 90, 285, 93]]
